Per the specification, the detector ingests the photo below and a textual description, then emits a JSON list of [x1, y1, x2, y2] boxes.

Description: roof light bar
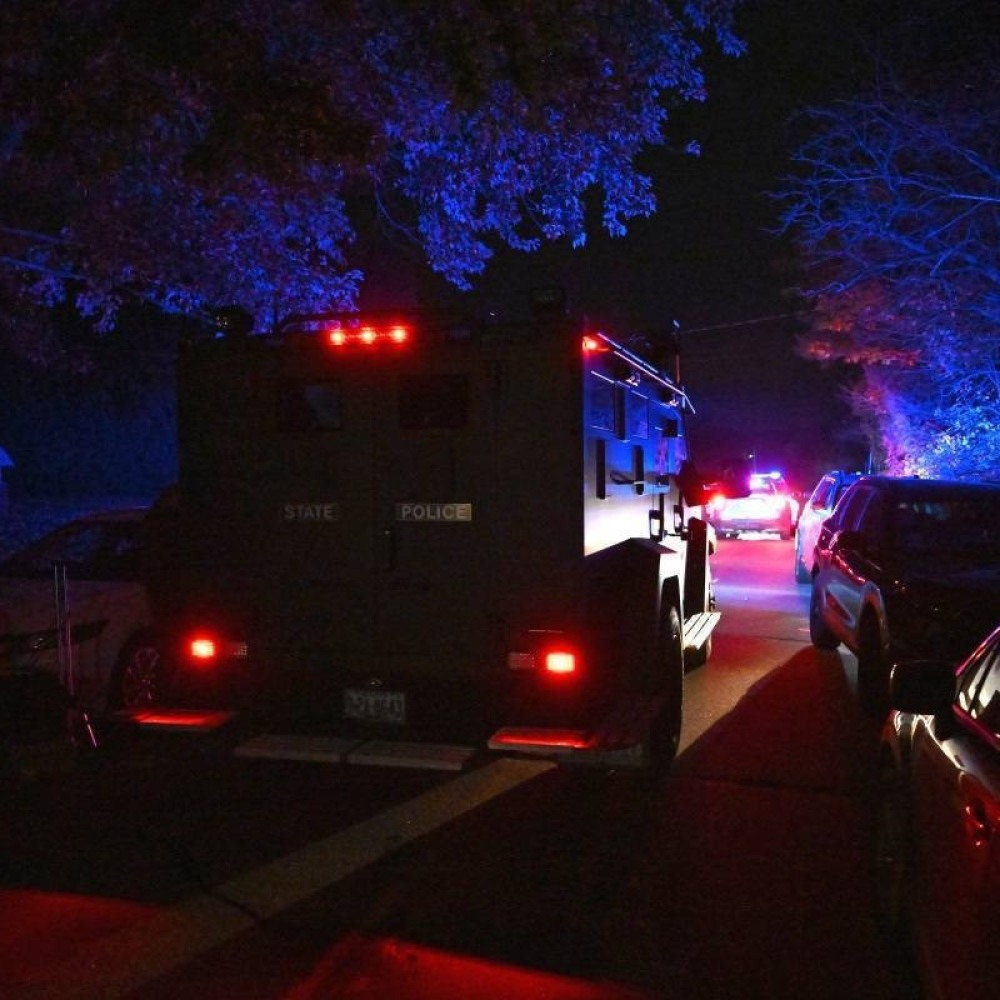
[[323, 322, 411, 348]]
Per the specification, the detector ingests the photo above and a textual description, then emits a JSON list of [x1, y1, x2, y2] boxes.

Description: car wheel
[[809, 586, 839, 649], [857, 616, 890, 717], [875, 755, 913, 962], [109, 633, 163, 710], [645, 604, 684, 775], [794, 538, 811, 583]]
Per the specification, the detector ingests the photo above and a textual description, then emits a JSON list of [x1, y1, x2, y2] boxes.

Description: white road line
[[20, 757, 553, 1000]]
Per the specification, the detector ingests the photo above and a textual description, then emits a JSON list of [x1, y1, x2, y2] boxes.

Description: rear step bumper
[[488, 611, 720, 768], [488, 694, 666, 769], [683, 610, 720, 651]]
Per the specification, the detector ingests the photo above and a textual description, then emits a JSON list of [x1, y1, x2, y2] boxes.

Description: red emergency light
[[323, 322, 411, 348]]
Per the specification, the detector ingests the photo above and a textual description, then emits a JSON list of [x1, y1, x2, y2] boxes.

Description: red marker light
[[359, 326, 377, 345], [389, 325, 409, 344], [582, 335, 602, 353], [326, 327, 347, 347]]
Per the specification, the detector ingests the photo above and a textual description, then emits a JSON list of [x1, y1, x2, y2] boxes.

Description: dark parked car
[[809, 476, 1000, 713], [876, 624, 1000, 1000], [794, 470, 862, 583], [0, 508, 163, 714]]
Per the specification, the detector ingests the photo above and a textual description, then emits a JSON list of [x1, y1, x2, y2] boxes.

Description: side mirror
[[889, 659, 955, 715]]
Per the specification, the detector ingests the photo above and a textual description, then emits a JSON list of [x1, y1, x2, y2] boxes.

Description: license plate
[[344, 688, 406, 724]]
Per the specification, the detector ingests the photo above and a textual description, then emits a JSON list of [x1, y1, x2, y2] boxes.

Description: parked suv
[[794, 470, 863, 582], [809, 476, 1000, 714]]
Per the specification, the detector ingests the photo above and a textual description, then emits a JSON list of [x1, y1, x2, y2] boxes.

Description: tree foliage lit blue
[[0, 0, 743, 334], [777, 9, 1000, 481]]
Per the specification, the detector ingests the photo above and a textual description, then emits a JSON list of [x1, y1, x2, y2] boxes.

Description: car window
[[831, 479, 856, 508], [856, 493, 884, 547], [809, 477, 835, 510], [834, 486, 873, 532], [0, 521, 142, 581], [957, 639, 1000, 739], [888, 494, 1000, 566]]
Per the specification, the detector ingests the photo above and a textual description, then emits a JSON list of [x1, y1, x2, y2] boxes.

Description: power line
[[677, 311, 805, 335]]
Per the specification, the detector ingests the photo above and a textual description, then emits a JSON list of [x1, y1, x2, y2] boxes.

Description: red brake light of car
[[545, 650, 577, 674]]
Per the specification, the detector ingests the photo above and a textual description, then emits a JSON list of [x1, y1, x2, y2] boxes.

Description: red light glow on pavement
[[283, 934, 653, 1000]]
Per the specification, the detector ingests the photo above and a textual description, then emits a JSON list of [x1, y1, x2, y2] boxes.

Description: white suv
[[794, 471, 861, 583]]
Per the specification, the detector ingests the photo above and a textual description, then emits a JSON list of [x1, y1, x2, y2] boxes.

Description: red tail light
[[544, 650, 577, 674], [185, 632, 248, 666], [188, 635, 218, 662]]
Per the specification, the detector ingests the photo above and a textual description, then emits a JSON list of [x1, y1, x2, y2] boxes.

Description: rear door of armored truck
[[177, 316, 583, 731]]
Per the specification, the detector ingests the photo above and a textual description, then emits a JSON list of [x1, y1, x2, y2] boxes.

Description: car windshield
[[889, 494, 1000, 568]]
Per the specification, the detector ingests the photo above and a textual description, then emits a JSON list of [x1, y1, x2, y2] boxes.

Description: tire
[[645, 605, 684, 774], [875, 757, 913, 964], [794, 539, 811, 583], [857, 615, 890, 717], [109, 633, 164, 710], [809, 586, 839, 649]]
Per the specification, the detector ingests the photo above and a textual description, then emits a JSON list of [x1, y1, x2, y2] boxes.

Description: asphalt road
[[0, 536, 920, 999]]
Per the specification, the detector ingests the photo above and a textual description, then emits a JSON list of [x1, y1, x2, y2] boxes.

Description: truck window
[[398, 374, 469, 430], [276, 380, 342, 432], [589, 373, 616, 433], [627, 390, 649, 439]]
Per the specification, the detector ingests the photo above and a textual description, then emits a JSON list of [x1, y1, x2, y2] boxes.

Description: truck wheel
[[109, 633, 164, 710], [646, 605, 684, 774]]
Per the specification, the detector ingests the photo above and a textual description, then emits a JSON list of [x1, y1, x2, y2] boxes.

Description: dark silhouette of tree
[[0, 0, 743, 335], [776, 1, 1000, 478]]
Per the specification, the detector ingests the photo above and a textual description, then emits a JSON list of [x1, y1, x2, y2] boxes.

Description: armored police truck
[[145, 300, 739, 770]]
